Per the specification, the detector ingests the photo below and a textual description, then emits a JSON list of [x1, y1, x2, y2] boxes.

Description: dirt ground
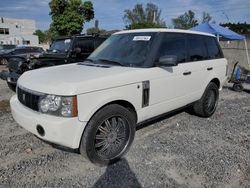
[[0, 65, 249, 187]]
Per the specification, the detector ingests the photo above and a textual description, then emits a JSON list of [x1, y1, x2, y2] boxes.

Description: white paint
[[11, 30, 228, 149]]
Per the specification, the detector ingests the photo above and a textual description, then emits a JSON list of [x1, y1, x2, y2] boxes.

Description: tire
[[80, 104, 136, 165], [7, 82, 16, 92], [232, 83, 243, 92], [192, 82, 219, 117]]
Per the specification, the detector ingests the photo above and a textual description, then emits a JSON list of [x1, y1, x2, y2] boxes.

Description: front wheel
[[192, 82, 219, 117], [80, 104, 136, 165]]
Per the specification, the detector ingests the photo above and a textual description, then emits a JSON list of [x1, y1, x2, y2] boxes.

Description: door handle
[[183, 71, 191, 76], [207, 67, 213, 71]]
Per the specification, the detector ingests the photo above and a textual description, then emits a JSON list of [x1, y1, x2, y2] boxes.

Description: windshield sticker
[[133, 36, 151, 41], [64, 39, 71, 43]]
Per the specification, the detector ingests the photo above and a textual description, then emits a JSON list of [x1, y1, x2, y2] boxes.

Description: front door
[[145, 33, 206, 119]]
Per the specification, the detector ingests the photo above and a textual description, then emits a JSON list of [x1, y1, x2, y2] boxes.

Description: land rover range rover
[[10, 29, 227, 165]]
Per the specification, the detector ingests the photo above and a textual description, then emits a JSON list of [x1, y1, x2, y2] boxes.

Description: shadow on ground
[[223, 85, 250, 94], [93, 158, 141, 188]]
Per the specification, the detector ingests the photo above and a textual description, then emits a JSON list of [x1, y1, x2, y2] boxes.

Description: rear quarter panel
[[203, 58, 228, 91]]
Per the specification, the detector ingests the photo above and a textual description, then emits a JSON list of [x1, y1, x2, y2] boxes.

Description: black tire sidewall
[[202, 83, 219, 117], [80, 104, 136, 165], [233, 83, 243, 92], [7, 82, 16, 92]]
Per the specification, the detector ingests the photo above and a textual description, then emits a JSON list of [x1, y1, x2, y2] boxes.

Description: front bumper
[[10, 95, 87, 149], [0, 70, 20, 84]]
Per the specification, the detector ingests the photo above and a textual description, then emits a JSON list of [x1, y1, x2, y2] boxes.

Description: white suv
[[10, 29, 227, 164]]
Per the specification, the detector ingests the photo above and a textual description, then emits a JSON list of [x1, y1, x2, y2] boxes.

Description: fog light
[[36, 125, 45, 136]]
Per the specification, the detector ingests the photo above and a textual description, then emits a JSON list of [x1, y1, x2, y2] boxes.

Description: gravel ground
[[0, 65, 249, 187]]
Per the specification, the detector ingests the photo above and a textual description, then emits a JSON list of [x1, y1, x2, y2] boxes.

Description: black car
[[0, 45, 16, 64], [0, 45, 44, 65], [1, 34, 107, 91]]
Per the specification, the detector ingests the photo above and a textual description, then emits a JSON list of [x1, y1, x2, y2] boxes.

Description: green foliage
[[172, 10, 198, 29], [33, 30, 46, 43], [202, 12, 212, 23], [220, 22, 250, 34], [49, 0, 94, 37], [86, 19, 107, 35], [123, 3, 166, 29], [86, 27, 107, 35], [33, 30, 52, 43]]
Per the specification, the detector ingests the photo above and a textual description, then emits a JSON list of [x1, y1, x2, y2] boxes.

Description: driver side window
[[158, 33, 187, 64]]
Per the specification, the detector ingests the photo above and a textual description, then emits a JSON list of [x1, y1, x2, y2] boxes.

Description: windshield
[[88, 32, 156, 67], [49, 38, 71, 53], [0, 45, 16, 50]]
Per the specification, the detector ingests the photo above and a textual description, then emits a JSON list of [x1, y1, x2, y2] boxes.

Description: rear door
[[183, 34, 209, 101], [202, 36, 226, 89]]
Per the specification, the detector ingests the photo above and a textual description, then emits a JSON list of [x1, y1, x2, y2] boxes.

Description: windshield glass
[[49, 38, 71, 53], [88, 32, 155, 67]]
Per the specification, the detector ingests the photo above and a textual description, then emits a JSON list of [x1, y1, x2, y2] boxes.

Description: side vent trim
[[142, 80, 150, 108]]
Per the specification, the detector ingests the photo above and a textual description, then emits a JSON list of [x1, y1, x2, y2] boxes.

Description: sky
[[0, 0, 250, 32]]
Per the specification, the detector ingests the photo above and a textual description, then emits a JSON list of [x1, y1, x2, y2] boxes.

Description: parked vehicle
[[0, 44, 16, 53], [1, 34, 107, 92], [10, 29, 227, 165], [0, 44, 16, 65], [0, 45, 43, 64]]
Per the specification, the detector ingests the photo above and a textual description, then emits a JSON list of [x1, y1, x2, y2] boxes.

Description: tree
[[86, 27, 107, 35], [86, 20, 107, 35], [220, 22, 250, 34], [202, 12, 212, 23], [33, 30, 47, 44], [123, 3, 166, 29], [49, 0, 94, 37], [33, 30, 53, 43], [172, 10, 198, 29]]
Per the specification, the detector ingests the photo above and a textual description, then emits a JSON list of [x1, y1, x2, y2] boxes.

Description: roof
[[114, 28, 215, 37], [190, 23, 245, 40], [53, 34, 108, 40]]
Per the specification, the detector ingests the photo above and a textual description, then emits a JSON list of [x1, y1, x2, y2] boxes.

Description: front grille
[[17, 87, 41, 111]]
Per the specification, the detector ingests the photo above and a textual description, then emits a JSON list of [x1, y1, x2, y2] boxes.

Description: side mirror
[[73, 47, 81, 54], [157, 55, 178, 66]]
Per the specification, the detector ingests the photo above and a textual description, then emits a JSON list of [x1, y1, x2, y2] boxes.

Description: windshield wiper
[[84, 58, 94, 62], [97, 58, 124, 66], [78, 58, 94, 65]]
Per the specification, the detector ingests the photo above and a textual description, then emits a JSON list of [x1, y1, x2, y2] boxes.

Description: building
[[0, 17, 39, 46]]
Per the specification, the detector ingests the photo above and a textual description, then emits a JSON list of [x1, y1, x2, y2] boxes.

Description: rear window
[[187, 34, 207, 62], [75, 38, 94, 53], [205, 37, 223, 59]]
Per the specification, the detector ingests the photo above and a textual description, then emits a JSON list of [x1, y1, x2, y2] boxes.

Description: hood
[[18, 63, 155, 95], [38, 52, 68, 59]]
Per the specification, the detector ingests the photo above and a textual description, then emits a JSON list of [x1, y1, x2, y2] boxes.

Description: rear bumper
[[10, 95, 87, 149]]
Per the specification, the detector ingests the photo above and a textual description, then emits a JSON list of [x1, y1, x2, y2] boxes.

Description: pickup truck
[[1, 34, 107, 91]]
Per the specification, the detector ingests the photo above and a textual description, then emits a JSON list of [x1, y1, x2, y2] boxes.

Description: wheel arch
[[84, 99, 138, 124], [210, 78, 220, 89], [78, 99, 138, 150]]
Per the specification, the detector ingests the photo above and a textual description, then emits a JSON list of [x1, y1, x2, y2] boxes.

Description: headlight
[[39, 95, 77, 117]]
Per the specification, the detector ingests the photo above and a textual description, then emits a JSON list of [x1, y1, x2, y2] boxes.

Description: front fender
[[77, 83, 143, 122]]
